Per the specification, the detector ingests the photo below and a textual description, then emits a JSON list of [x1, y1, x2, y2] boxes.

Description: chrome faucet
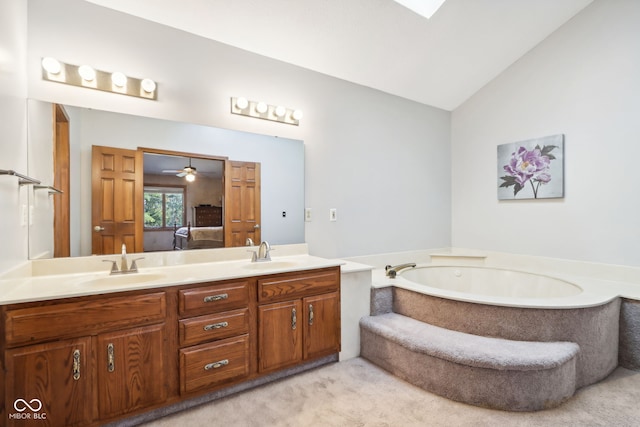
[[245, 238, 255, 246], [250, 241, 273, 262], [385, 263, 417, 278], [103, 244, 143, 274]]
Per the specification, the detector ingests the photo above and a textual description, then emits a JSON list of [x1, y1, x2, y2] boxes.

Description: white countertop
[[0, 251, 344, 305]]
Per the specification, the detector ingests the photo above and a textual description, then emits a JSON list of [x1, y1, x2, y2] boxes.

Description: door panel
[[5, 338, 92, 427], [304, 292, 341, 360], [258, 300, 302, 373], [96, 324, 166, 419], [224, 160, 261, 247], [91, 145, 143, 255]]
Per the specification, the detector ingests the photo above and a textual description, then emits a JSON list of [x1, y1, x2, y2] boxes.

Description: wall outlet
[[329, 208, 337, 222], [305, 208, 312, 222]]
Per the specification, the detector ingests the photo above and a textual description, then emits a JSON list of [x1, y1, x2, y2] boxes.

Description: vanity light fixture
[[41, 57, 62, 74], [230, 97, 303, 126], [40, 57, 157, 100], [111, 71, 127, 88]]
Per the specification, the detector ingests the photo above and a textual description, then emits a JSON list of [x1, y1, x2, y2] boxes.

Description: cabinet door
[[5, 338, 91, 427], [96, 323, 167, 420], [258, 300, 302, 373], [304, 292, 341, 360]]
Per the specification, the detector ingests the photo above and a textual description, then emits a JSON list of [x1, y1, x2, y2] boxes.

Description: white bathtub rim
[[372, 265, 619, 309]]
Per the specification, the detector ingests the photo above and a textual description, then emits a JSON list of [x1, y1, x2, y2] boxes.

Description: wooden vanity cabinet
[[257, 267, 341, 373], [2, 291, 169, 426], [1, 265, 340, 426], [178, 279, 253, 395], [4, 337, 92, 427]]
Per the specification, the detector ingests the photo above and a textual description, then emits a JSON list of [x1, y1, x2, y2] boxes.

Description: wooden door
[[5, 338, 92, 427], [258, 300, 302, 373], [91, 145, 143, 255], [303, 292, 341, 360], [53, 104, 70, 257], [96, 324, 166, 419], [224, 161, 261, 247]]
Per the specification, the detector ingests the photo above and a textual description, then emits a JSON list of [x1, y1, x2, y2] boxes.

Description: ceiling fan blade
[[176, 172, 187, 177], [162, 169, 181, 174]]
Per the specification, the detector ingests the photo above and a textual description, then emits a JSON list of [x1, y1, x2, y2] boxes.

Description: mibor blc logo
[[8, 398, 47, 420]]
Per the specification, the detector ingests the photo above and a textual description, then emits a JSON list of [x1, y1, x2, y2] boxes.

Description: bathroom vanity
[[0, 251, 342, 426]]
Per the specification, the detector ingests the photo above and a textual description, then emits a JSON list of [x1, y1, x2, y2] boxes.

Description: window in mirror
[[144, 185, 186, 230]]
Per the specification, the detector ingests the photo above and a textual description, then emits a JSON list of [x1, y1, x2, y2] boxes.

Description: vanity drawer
[[180, 335, 250, 394], [258, 267, 340, 303], [4, 292, 166, 347], [179, 308, 249, 347], [179, 280, 250, 316]]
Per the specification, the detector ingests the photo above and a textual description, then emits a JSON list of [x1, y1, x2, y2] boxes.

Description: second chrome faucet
[[250, 241, 273, 262]]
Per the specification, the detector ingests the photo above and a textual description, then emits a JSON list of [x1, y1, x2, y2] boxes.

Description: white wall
[[26, 0, 452, 260], [451, 0, 640, 266], [0, 0, 28, 273]]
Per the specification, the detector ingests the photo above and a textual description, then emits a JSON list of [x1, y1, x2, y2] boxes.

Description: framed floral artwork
[[497, 134, 564, 200]]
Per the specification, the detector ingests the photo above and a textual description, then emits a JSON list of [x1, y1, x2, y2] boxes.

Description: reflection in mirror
[[27, 99, 305, 258], [143, 153, 225, 252]]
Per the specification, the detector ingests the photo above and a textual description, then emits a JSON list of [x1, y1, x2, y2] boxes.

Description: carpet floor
[[141, 358, 640, 426]]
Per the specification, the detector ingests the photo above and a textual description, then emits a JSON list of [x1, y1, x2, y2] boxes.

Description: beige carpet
[[141, 358, 640, 427]]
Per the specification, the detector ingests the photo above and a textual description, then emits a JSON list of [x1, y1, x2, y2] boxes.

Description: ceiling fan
[[162, 158, 197, 181]]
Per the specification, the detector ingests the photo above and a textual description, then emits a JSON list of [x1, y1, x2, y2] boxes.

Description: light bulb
[[235, 97, 249, 109], [256, 102, 268, 114], [274, 106, 286, 118], [292, 109, 303, 121], [111, 71, 127, 87], [141, 78, 156, 93], [78, 65, 96, 81], [185, 173, 196, 182], [42, 57, 61, 74]]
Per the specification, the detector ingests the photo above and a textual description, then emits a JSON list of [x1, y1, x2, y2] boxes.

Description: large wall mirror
[[27, 99, 305, 259]]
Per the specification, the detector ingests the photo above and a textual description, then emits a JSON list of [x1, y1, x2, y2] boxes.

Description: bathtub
[[371, 264, 621, 388], [385, 265, 614, 309]]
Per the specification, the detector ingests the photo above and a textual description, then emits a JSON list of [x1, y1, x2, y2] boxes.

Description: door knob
[[94, 226, 105, 232]]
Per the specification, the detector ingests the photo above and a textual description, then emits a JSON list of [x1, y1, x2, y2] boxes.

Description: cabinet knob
[[204, 359, 229, 370], [203, 293, 228, 303], [107, 343, 115, 372], [94, 225, 105, 232], [203, 321, 229, 331], [73, 349, 81, 380], [291, 307, 297, 330]]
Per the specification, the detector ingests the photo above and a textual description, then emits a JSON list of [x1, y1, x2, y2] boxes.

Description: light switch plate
[[329, 208, 337, 221]]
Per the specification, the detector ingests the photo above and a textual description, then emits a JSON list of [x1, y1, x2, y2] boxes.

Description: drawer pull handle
[[309, 304, 314, 326], [73, 349, 81, 380], [204, 359, 229, 370], [204, 293, 228, 303], [292, 307, 297, 330], [107, 343, 115, 372], [204, 321, 229, 331]]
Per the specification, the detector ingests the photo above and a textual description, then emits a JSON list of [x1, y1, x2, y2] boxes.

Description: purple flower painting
[[497, 135, 564, 200]]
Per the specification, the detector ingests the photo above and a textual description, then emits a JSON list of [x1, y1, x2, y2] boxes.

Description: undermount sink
[[75, 273, 167, 288], [243, 261, 299, 270]]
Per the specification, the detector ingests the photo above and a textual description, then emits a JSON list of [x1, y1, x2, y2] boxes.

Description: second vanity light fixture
[[231, 97, 303, 126], [41, 57, 157, 100]]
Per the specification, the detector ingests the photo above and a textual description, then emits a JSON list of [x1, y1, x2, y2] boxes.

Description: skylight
[[392, 0, 447, 19]]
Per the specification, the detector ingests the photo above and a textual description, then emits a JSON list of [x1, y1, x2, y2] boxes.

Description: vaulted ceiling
[[86, 0, 593, 111]]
